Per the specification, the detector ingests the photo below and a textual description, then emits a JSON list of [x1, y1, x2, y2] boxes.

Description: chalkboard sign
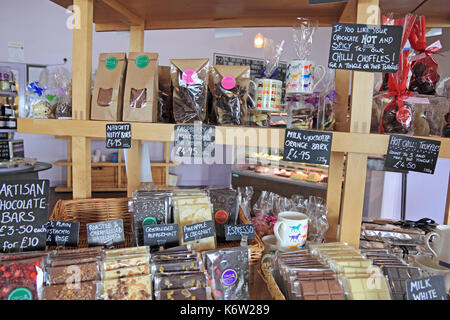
[[406, 275, 447, 300], [384, 135, 441, 174], [143, 223, 179, 247], [0, 141, 10, 161], [86, 219, 125, 247], [106, 123, 131, 149], [174, 124, 215, 159], [46, 220, 79, 247], [0, 180, 49, 253], [283, 129, 333, 165], [182, 220, 215, 243], [225, 224, 255, 241], [309, 0, 348, 4], [328, 23, 403, 73]]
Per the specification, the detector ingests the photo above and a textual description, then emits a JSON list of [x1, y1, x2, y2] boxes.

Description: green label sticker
[[8, 287, 33, 300], [105, 57, 118, 70], [142, 217, 157, 226], [136, 55, 149, 69]]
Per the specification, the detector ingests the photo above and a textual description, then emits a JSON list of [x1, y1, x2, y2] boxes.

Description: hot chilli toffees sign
[[0, 180, 50, 253]]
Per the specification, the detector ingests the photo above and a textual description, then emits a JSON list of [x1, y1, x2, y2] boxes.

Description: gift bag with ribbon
[[408, 16, 442, 95], [380, 14, 416, 134], [170, 58, 209, 123]]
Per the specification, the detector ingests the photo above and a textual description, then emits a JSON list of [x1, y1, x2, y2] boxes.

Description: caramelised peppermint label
[[143, 223, 179, 247]]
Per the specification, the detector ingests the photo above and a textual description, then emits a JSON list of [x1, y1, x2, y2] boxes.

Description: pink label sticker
[[182, 69, 198, 85], [221, 76, 236, 90]]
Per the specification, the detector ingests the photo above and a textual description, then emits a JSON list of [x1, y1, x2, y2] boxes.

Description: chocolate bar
[[208, 188, 239, 242], [44, 281, 96, 300], [382, 266, 421, 300], [154, 272, 207, 290], [204, 247, 249, 300], [152, 259, 202, 274], [46, 262, 98, 285], [155, 287, 209, 300], [102, 275, 152, 300], [103, 255, 150, 271], [103, 246, 149, 259], [103, 265, 150, 280], [298, 280, 344, 300]]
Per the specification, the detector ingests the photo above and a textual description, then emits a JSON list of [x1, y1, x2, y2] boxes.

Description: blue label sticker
[[221, 268, 238, 286]]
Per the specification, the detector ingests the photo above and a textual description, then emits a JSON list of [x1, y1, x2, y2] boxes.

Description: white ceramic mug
[[286, 59, 326, 94], [274, 211, 308, 251], [254, 78, 283, 112], [425, 225, 450, 269]]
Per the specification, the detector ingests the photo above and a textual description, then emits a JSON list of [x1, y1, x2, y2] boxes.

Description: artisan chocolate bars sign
[[384, 135, 440, 174], [225, 224, 255, 241], [0, 180, 49, 253], [86, 219, 125, 247], [328, 23, 403, 73], [46, 220, 79, 247], [406, 275, 447, 300], [182, 220, 214, 243], [143, 223, 179, 247], [106, 123, 131, 149], [283, 129, 333, 165], [174, 124, 215, 160]]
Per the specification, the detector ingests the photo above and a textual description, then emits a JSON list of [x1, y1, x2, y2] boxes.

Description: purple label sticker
[[221, 76, 236, 90], [221, 268, 238, 286], [182, 69, 198, 85]]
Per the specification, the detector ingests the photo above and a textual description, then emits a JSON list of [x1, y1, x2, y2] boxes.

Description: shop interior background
[[0, 0, 449, 224]]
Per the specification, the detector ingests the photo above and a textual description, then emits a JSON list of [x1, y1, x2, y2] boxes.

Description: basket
[[49, 197, 134, 249], [259, 261, 286, 300]]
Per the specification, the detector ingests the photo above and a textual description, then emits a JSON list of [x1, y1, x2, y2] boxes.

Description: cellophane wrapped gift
[[39, 66, 72, 119], [304, 196, 329, 243], [25, 81, 53, 118], [237, 186, 254, 220], [373, 93, 447, 136], [251, 191, 276, 237], [408, 16, 441, 95]]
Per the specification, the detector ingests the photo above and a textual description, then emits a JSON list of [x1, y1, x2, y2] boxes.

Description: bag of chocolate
[[408, 16, 441, 95], [208, 188, 239, 242], [211, 65, 251, 125], [91, 53, 127, 121], [158, 66, 174, 123], [204, 247, 250, 300], [122, 53, 158, 122], [170, 58, 209, 123]]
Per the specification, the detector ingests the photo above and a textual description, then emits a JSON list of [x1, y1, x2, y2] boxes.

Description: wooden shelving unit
[[52, 135, 179, 192], [17, 0, 450, 248]]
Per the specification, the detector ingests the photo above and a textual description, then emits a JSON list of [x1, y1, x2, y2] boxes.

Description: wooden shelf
[[54, 185, 127, 192], [18, 118, 450, 159], [51, 0, 450, 30], [54, 160, 179, 167]]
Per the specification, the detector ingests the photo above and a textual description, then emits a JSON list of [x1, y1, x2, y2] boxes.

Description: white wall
[[1, 0, 331, 187]]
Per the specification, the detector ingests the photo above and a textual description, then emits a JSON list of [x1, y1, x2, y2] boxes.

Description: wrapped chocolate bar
[[153, 271, 207, 290], [155, 286, 211, 300], [151, 251, 199, 263], [170, 58, 209, 123], [0, 256, 45, 300], [151, 259, 202, 274], [44, 281, 96, 300], [99, 275, 152, 300], [103, 255, 150, 271], [131, 190, 171, 246], [46, 262, 99, 285], [204, 247, 250, 300], [210, 65, 252, 125], [103, 246, 150, 259], [208, 188, 239, 242], [408, 16, 441, 95], [382, 266, 421, 300], [103, 265, 150, 280]]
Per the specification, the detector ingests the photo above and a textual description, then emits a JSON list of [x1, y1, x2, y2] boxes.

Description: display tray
[[232, 169, 327, 190]]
